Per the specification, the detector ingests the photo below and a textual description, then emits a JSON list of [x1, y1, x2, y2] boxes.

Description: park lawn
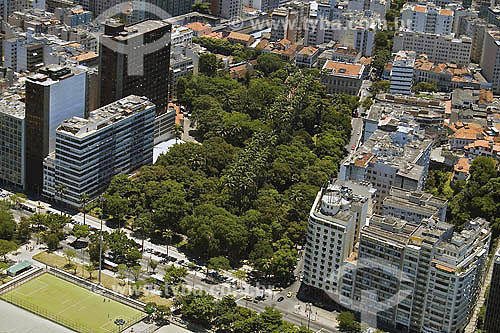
[[1, 273, 146, 333], [33, 252, 172, 307]]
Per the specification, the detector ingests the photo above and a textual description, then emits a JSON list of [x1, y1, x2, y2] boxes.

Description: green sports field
[[1, 273, 146, 333]]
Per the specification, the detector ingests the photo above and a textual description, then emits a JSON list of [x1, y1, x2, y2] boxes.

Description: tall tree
[[80, 193, 89, 225], [132, 215, 152, 253], [0, 210, 16, 240], [0, 239, 18, 261], [199, 53, 220, 76]]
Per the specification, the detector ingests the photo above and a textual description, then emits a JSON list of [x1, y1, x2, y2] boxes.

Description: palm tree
[[133, 216, 152, 253], [80, 193, 89, 226], [56, 184, 66, 215], [85, 262, 96, 280], [162, 229, 173, 258], [10, 193, 27, 216]]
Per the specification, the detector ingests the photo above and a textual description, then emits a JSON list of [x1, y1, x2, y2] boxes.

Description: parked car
[[277, 296, 284, 302]]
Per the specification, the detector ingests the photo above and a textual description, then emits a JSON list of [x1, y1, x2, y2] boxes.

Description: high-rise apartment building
[[457, 17, 490, 63], [389, 50, 415, 95], [0, 0, 30, 21], [43, 95, 155, 207], [484, 247, 500, 331], [25, 65, 87, 193], [382, 187, 447, 223], [305, 8, 377, 57], [0, 90, 25, 189], [270, 2, 309, 43], [302, 179, 376, 294], [401, 4, 454, 35], [242, 0, 279, 13], [481, 28, 500, 94], [99, 21, 171, 114], [351, 216, 490, 333], [210, 0, 242, 19], [339, 129, 433, 213], [393, 30, 472, 66]]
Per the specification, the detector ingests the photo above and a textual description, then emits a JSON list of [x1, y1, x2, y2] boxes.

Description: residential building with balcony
[[382, 187, 447, 223], [401, 4, 454, 35], [389, 50, 415, 95], [302, 179, 376, 296], [393, 30, 472, 66], [351, 216, 490, 333], [43, 95, 155, 207]]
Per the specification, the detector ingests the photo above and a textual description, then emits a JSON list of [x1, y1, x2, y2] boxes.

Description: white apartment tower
[[43, 95, 155, 207], [401, 4, 454, 35], [0, 91, 25, 189], [393, 30, 472, 66], [303, 179, 376, 295], [350, 216, 490, 333], [389, 50, 416, 95], [481, 28, 500, 94]]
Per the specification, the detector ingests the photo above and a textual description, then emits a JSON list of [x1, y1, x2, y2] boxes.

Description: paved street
[[346, 117, 363, 153], [3, 200, 340, 333]]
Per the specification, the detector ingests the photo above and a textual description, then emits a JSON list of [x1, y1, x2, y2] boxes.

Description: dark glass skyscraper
[[99, 20, 171, 114]]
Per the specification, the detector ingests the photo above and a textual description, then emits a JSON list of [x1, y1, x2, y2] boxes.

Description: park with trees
[[425, 156, 500, 237], [99, 54, 356, 286]]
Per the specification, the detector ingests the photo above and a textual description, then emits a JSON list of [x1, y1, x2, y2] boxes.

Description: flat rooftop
[[347, 129, 432, 172], [110, 20, 170, 41], [58, 95, 154, 138], [26, 65, 86, 86], [0, 91, 25, 119]]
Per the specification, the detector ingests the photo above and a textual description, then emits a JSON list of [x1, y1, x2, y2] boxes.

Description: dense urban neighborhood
[[0, 0, 499, 332]]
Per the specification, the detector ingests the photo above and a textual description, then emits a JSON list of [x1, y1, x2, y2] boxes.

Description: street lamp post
[[306, 303, 312, 330], [98, 195, 105, 284]]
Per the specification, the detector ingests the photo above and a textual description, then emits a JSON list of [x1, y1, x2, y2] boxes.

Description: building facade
[[389, 51, 415, 95], [43, 95, 155, 207], [303, 179, 376, 294], [351, 216, 490, 333], [393, 30, 472, 66], [321, 60, 364, 96], [25, 65, 87, 193], [339, 129, 433, 213], [401, 4, 454, 35], [0, 91, 25, 189], [484, 247, 500, 332], [382, 187, 447, 223], [481, 29, 500, 94], [99, 21, 171, 114], [211, 0, 242, 19]]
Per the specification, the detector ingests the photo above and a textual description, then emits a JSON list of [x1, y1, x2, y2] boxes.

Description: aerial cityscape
[[0, 0, 499, 332]]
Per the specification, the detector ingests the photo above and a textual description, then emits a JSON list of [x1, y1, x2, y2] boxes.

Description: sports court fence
[[47, 266, 148, 312], [0, 265, 148, 332], [1, 291, 145, 333], [1, 292, 96, 333], [0, 266, 44, 295]]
